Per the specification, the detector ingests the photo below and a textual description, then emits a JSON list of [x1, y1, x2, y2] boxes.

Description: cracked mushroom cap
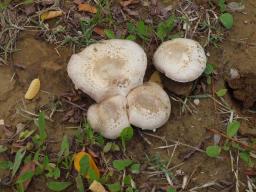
[[87, 95, 130, 139], [153, 38, 207, 83], [67, 39, 147, 102], [127, 82, 171, 130]]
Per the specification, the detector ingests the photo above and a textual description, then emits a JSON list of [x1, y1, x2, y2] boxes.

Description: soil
[[1, 0, 256, 192]]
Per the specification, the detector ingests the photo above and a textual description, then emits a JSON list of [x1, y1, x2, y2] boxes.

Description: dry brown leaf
[[93, 27, 105, 37], [120, 0, 139, 7], [78, 3, 97, 14], [40, 10, 63, 21], [74, 0, 84, 5], [16, 162, 35, 190]]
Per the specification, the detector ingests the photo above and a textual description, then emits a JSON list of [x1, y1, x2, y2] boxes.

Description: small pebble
[[193, 99, 200, 106], [230, 68, 240, 79], [0, 119, 4, 126]]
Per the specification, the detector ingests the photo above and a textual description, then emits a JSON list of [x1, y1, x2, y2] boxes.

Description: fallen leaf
[[24, 4, 36, 16], [74, 151, 100, 179], [227, 2, 245, 12], [16, 161, 35, 190], [149, 71, 162, 86], [40, 10, 63, 21], [120, 0, 139, 7], [41, 0, 55, 5], [78, 3, 97, 14], [93, 27, 105, 37], [3, 125, 14, 138], [89, 180, 107, 192], [25, 78, 40, 100], [74, 0, 84, 5], [123, 7, 139, 16]]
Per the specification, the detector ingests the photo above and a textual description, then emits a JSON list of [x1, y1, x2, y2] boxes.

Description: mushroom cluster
[[67, 38, 207, 139]]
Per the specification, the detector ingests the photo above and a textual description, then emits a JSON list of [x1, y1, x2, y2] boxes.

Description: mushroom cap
[[87, 95, 130, 139], [153, 38, 207, 83], [67, 39, 147, 102], [127, 82, 171, 130]]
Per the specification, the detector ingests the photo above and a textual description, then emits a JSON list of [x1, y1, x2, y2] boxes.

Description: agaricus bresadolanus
[[153, 38, 207, 83], [67, 39, 147, 102], [127, 82, 171, 131], [87, 95, 130, 139]]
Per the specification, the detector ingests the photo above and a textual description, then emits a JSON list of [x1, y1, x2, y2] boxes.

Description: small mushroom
[[67, 39, 147, 102], [87, 95, 130, 139], [127, 82, 171, 131], [153, 38, 207, 83]]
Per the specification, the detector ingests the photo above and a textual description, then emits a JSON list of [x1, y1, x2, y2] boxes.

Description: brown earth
[[0, 0, 256, 192]]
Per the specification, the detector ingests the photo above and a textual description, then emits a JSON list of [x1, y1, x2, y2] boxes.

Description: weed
[[156, 16, 176, 41], [119, 126, 133, 152]]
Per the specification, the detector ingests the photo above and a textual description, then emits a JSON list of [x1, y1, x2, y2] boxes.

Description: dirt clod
[[227, 73, 256, 108]]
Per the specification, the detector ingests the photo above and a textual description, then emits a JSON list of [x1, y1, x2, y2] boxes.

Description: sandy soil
[[0, 0, 256, 191]]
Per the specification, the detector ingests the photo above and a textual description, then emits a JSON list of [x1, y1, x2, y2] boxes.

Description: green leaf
[[113, 159, 133, 171], [80, 155, 90, 175], [23, 0, 33, 4], [216, 88, 227, 97], [218, 0, 226, 12], [120, 126, 133, 142], [120, 126, 134, 152], [75, 175, 84, 192], [47, 181, 72, 191], [12, 148, 26, 178], [126, 34, 136, 41], [103, 142, 113, 153], [206, 145, 221, 158], [0, 145, 8, 153], [156, 16, 175, 41], [156, 23, 167, 41], [16, 171, 34, 184], [204, 63, 214, 75], [130, 164, 140, 174], [58, 135, 69, 162], [219, 13, 234, 29], [123, 175, 132, 185], [0, 161, 13, 170], [38, 112, 47, 145], [107, 182, 121, 192], [104, 29, 116, 39], [167, 187, 176, 192], [227, 120, 240, 137], [136, 21, 150, 40], [88, 167, 98, 180], [240, 151, 253, 167]]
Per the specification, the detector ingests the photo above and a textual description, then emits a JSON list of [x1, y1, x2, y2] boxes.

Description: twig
[[206, 127, 255, 151], [61, 98, 87, 111]]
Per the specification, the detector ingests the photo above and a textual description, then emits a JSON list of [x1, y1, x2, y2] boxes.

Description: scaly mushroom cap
[[87, 95, 130, 139], [67, 39, 147, 102], [127, 82, 171, 130], [153, 38, 207, 83]]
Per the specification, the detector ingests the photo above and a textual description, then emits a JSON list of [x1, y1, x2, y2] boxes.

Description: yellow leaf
[[25, 78, 40, 100], [89, 180, 107, 192], [149, 71, 163, 87], [74, 152, 100, 179], [78, 3, 97, 13], [40, 10, 63, 21]]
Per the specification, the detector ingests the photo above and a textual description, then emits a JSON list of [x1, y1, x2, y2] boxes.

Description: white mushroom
[[67, 39, 147, 102], [87, 95, 130, 139], [153, 38, 207, 83], [127, 82, 171, 131]]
